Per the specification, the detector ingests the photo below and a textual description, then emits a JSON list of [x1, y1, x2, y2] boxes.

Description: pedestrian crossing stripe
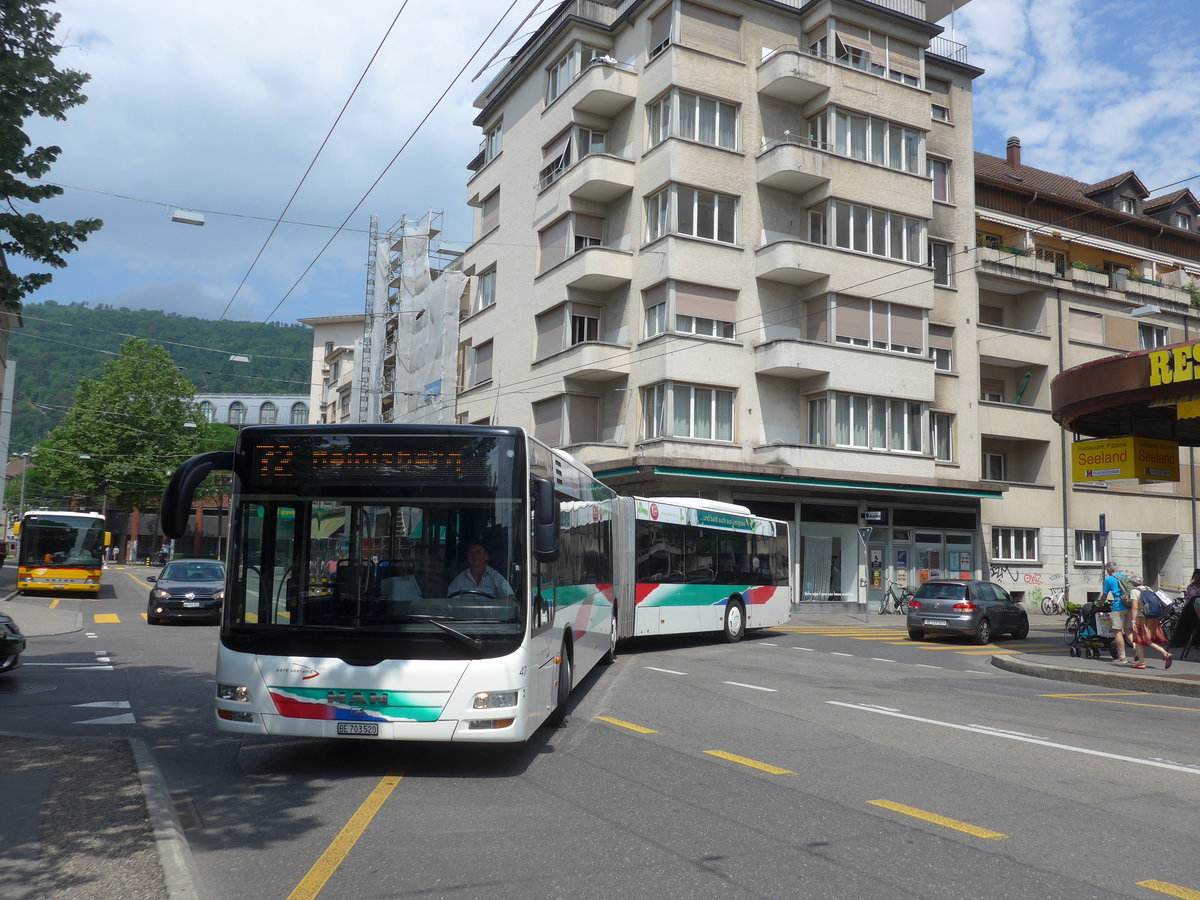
[[93, 613, 120, 624]]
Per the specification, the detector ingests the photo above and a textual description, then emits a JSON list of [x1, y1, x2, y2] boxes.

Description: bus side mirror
[[161, 451, 235, 539], [532, 477, 560, 563]]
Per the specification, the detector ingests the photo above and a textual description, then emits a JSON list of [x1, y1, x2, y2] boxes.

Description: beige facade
[[458, 0, 992, 607], [298, 314, 366, 425]]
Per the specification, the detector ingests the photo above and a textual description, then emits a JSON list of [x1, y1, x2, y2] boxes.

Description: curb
[[130, 739, 205, 899], [990, 653, 1200, 697]]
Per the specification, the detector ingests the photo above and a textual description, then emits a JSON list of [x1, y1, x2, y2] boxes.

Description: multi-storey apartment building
[[971, 137, 1200, 601], [458, 0, 990, 607]]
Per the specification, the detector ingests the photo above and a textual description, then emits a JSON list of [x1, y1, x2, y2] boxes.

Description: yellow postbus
[[14, 510, 110, 595]]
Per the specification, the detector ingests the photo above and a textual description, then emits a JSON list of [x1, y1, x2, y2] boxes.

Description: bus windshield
[[226, 434, 526, 661], [19, 514, 106, 569]]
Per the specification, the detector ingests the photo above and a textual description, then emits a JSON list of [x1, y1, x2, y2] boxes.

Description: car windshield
[[163, 563, 225, 582], [916, 583, 967, 601]]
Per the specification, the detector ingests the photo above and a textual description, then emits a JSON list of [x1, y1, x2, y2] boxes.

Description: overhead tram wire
[[214, 3, 412, 325], [255, 0, 529, 328]]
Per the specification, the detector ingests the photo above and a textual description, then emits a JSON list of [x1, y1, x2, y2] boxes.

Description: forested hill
[[8, 301, 314, 452]]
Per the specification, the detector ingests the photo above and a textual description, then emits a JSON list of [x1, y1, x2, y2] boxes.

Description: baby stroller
[[1066, 601, 1118, 659]]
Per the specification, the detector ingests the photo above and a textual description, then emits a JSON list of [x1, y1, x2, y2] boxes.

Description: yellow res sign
[[1149, 345, 1200, 386], [1071, 436, 1180, 483]]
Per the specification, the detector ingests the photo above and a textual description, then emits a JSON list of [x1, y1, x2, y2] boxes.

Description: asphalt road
[[4, 570, 1199, 899]]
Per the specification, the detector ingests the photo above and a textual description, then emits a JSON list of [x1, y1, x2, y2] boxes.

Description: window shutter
[[886, 39, 921, 77], [835, 297, 870, 341], [643, 281, 668, 308], [543, 129, 572, 164], [538, 217, 571, 273], [649, 7, 672, 53], [574, 214, 604, 242], [927, 76, 950, 95], [566, 394, 599, 444], [806, 298, 828, 342], [680, 2, 740, 57], [535, 306, 568, 360], [480, 191, 500, 235], [891, 303, 923, 348], [928, 323, 953, 350], [979, 305, 1004, 326], [1069, 308, 1104, 343], [674, 281, 736, 319], [835, 23, 873, 55], [871, 301, 889, 344], [473, 342, 493, 385], [532, 396, 564, 445], [981, 377, 1004, 400]]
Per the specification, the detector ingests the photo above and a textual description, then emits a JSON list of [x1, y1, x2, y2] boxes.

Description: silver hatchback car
[[906, 579, 1029, 644]]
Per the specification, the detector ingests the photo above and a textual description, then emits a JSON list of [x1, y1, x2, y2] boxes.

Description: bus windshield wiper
[[399, 615, 483, 650]]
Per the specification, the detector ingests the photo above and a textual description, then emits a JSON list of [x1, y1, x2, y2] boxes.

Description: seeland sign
[[1070, 435, 1180, 483]]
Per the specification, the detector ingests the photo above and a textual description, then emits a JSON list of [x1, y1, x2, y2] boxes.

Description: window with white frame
[[929, 157, 950, 202], [816, 199, 924, 263], [928, 324, 953, 371], [647, 88, 738, 151], [1075, 530, 1103, 563], [930, 240, 953, 286], [821, 107, 922, 173], [545, 42, 603, 105], [475, 269, 496, 312], [536, 302, 602, 360], [571, 306, 600, 344], [645, 184, 737, 244], [831, 296, 922, 354], [576, 125, 607, 157], [539, 130, 573, 189], [291, 402, 308, 424], [1116, 197, 1135, 214], [471, 341, 493, 388], [825, 392, 924, 453], [260, 401, 277, 425], [982, 451, 1007, 481], [928, 76, 950, 121], [539, 214, 605, 274], [483, 122, 502, 164], [1035, 246, 1067, 277], [833, 23, 920, 84], [807, 396, 827, 445], [1173, 212, 1192, 230], [992, 526, 1038, 562], [1138, 322, 1168, 349], [642, 280, 737, 340], [641, 381, 734, 442], [931, 412, 953, 461], [200, 401, 215, 423], [228, 401, 246, 426]]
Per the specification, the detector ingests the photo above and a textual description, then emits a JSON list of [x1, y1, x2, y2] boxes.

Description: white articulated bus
[[160, 425, 790, 743]]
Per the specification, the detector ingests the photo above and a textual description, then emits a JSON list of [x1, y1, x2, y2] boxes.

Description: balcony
[[563, 152, 634, 203], [538, 246, 633, 294], [978, 401, 1053, 439], [569, 58, 637, 117], [756, 136, 831, 195], [754, 239, 828, 287], [975, 245, 1057, 284], [754, 339, 934, 398], [757, 46, 829, 106], [976, 326, 1053, 368], [540, 341, 631, 382], [748, 442, 936, 481]]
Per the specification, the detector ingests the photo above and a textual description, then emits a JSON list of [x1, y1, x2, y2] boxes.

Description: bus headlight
[[472, 690, 517, 709], [217, 683, 250, 702]]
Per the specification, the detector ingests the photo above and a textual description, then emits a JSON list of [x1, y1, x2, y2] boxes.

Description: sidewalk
[[2, 592, 1197, 899]]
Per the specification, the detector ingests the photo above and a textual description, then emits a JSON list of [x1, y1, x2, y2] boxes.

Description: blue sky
[[17, 0, 1200, 330]]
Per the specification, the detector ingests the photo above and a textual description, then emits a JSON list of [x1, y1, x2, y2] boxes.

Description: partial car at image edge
[[0, 612, 25, 673]]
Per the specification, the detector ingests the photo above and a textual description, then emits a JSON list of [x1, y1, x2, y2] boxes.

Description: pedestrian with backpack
[[1103, 562, 1133, 664], [1131, 575, 1172, 670]]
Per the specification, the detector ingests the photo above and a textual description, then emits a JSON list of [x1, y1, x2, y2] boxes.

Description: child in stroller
[[1066, 600, 1119, 659]]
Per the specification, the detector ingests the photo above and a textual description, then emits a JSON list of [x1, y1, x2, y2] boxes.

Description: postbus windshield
[[225, 433, 527, 662], [19, 514, 106, 569]]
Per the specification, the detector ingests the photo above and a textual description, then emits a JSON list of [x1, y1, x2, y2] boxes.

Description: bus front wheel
[[546, 646, 572, 727], [722, 599, 745, 643]]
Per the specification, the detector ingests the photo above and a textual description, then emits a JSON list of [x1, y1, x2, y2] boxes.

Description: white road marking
[[67, 665, 114, 671], [723, 681, 778, 692], [756, 642, 781, 647], [871, 658, 895, 663], [828, 701, 1200, 775], [73, 701, 131, 709], [85, 633, 99, 639], [25, 662, 113, 669], [916, 664, 943, 669], [644, 666, 687, 675], [75, 713, 136, 725], [792, 647, 815, 651], [831, 652, 853, 657]]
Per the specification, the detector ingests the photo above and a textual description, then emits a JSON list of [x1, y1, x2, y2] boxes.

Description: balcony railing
[[770, 0, 926, 20]]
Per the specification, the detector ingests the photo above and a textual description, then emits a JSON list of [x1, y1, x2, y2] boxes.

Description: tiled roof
[[1143, 188, 1194, 212], [1083, 170, 1145, 197], [975, 153, 1165, 217]]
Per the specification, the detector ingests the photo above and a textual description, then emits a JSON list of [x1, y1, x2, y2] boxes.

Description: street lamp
[[17, 452, 30, 520]]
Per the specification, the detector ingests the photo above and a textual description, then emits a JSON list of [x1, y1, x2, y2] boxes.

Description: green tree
[[0, 0, 103, 310], [35, 337, 207, 511]]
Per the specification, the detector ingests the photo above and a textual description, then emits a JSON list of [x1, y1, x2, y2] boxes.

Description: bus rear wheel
[[722, 599, 745, 643], [600, 612, 617, 665]]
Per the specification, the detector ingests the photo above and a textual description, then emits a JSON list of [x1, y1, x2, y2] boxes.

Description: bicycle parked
[[1040, 585, 1068, 616], [878, 580, 916, 615]]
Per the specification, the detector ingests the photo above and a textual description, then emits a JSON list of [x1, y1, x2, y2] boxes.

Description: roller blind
[[928, 323, 953, 350], [835, 23, 873, 55], [566, 394, 599, 443], [1069, 308, 1104, 343], [835, 297, 870, 341], [538, 217, 571, 273], [871, 302, 889, 345], [535, 306, 568, 360], [532, 397, 563, 445], [807, 298, 828, 342], [649, 6, 672, 53], [891, 303, 923, 348], [480, 191, 499, 234], [643, 281, 668, 308], [543, 129, 572, 162], [887, 39, 921, 77], [574, 214, 604, 241], [681, 2, 740, 57], [675, 281, 736, 319], [473, 341, 493, 385]]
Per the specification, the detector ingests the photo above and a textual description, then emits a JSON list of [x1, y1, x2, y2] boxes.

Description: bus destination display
[[251, 443, 488, 484]]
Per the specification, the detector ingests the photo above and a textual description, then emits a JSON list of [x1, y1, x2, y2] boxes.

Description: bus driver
[[448, 542, 515, 601]]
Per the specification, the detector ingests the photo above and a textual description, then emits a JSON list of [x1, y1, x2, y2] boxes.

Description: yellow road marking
[[1040, 692, 1200, 712], [868, 799, 1007, 839], [596, 716, 659, 734], [93, 613, 120, 624], [49, 598, 61, 610], [287, 761, 407, 900], [704, 750, 795, 775], [1137, 879, 1200, 899]]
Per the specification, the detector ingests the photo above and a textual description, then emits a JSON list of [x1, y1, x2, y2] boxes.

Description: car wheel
[[1013, 615, 1029, 640], [908, 629, 924, 641], [546, 647, 572, 727], [975, 618, 992, 645], [722, 599, 745, 643]]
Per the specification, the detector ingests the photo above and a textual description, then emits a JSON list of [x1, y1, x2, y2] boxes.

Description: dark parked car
[[906, 579, 1029, 644], [147, 559, 226, 625], [0, 610, 25, 673]]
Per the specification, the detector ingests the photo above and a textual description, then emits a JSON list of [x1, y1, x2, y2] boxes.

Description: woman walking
[[1130, 576, 1172, 670]]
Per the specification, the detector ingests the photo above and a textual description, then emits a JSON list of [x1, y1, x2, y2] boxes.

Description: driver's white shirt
[[447, 565, 514, 599]]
